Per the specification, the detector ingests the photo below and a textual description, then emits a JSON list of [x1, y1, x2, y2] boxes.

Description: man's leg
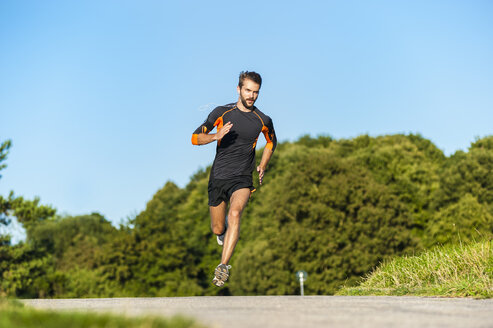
[[221, 188, 251, 265], [210, 201, 227, 236]]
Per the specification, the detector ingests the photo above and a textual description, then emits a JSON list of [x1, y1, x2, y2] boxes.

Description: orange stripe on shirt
[[191, 134, 199, 145], [262, 126, 274, 150], [252, 111, 265, 126], [213, 106, 236, 146]]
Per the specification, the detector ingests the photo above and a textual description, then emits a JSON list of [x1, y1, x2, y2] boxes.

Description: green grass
[[0, 298, 204, 328], [337, 240, 493, 298]]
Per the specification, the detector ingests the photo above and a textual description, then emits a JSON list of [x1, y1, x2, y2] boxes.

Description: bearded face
[[238, 79, 260, 109]]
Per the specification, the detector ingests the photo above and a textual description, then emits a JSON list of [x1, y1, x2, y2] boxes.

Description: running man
[[191, 71, 277, 287]]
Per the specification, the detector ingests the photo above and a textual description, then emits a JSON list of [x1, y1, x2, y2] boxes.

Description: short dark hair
[[238, 71, 262, 89]]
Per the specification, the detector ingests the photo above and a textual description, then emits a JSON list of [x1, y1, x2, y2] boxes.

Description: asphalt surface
[[22, 296, 493, 328]]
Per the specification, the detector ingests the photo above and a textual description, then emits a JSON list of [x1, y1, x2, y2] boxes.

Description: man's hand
[[195, 122, 233, 145], [257, 165, 265, 185], [214, 122, 233, 141], [256, 147, 273, 185]]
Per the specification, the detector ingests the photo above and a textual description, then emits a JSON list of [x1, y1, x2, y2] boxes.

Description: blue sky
[[1, 0, 492, 233]]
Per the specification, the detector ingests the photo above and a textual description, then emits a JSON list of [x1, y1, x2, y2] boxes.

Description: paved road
[[22, 296, 493, 328]]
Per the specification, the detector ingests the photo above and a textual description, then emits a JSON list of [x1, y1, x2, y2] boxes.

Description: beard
[[240, 94, 255, 109]]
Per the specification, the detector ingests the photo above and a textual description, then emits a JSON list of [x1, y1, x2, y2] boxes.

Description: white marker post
[[296, 271, 307, 296]]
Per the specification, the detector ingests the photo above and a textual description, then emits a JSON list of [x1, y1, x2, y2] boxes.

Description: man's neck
[[236, 100, 253, 112]]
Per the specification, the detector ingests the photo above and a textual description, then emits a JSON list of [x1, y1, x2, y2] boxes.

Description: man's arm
[[257, 118, 277, 185], [194, 122, 233, 145], [256, 147, 273, 185], [191, 106, 231, 146]]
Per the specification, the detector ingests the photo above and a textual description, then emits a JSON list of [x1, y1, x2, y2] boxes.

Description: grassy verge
[[337, 240, 493, 298], [0, 298, 203, 328]]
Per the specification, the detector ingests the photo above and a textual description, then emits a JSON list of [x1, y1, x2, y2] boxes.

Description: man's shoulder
[[253, 107, 273, 124], [210, 103, 237, 116]]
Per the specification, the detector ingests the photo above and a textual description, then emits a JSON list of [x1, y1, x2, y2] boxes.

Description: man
[[191, 71, 277, 287]]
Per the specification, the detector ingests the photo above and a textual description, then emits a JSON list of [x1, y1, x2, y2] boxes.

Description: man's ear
[[237, 85, 240, 94]]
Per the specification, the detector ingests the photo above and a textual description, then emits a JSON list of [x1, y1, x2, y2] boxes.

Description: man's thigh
[[210, 201, 227, 224], [229, 188, 251, 214]]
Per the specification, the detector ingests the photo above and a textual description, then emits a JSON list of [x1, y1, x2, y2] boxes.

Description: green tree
[[3, 134, 493, 298], [0, 139, 57, 298], [0, 140, 11, 178], [434, 136, 493, 208], [425, 194, 493, 246], [230, 143, 418, 295], [0, 140, 13, 226]]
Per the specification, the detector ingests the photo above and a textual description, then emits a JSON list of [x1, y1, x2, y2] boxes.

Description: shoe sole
[[212, 277, 225, 287], [214, 266, 229, 283]]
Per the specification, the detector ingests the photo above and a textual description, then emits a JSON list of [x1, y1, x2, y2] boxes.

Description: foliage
[[0, 212, 122, 298], [0, 140, 12, 179], [0, 140, 13, 226], [0, 298, 202, 328], [425, 194, 493, 246], [337, 240, 493, 298], [1, 135, 493, 297], [230, 137, 423, 294]]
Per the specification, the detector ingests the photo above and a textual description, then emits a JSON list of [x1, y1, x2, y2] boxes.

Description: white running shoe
[[216, 216, 228, 246], [217, 233, 225, 246]]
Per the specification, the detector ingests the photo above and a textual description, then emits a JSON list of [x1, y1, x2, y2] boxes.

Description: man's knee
[[211, 223, 225, 235], [228, 209, 242, 224]]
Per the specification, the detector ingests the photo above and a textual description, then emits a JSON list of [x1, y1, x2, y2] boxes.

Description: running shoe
[[216, 232, 225, 246], [212, 263, 231, 287], [216, 216, 228, 246]]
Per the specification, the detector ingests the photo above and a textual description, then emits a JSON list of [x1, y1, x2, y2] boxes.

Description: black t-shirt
[[192, 103, 277, 179]]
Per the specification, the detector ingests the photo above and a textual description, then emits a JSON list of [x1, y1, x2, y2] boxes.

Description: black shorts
[[208, 175, 255, 206]]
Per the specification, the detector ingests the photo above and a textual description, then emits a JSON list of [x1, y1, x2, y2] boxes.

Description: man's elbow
[[265, 142, 276, 152]]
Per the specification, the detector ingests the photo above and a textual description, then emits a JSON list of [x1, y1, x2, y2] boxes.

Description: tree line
[[1, 134, 492, 297]]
